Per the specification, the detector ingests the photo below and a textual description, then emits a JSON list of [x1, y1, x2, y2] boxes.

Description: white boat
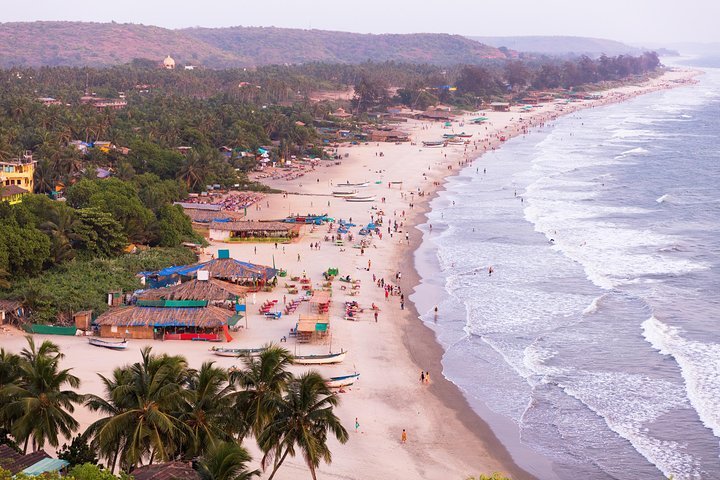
[[345, 196, 376, 202], [210, 347, 266, 357], [293, 351, 347, 365], [89, 338, 128, 351], [422, 141, 445, 147], [325, 373, 360, 388], [332, 190, 357, 197], [340, 182, 369, 188]]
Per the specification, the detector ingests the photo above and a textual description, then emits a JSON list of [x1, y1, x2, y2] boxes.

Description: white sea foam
[[642, 316, 720, 440], [656, 194, 671, 203], [611, 129, 657, 139], [582, 294, 605, 315], [558, 370, 701, 479]]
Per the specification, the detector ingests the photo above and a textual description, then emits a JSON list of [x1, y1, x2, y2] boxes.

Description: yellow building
[[0, 154, 36, 193]]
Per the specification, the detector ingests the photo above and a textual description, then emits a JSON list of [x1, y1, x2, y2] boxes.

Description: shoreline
[[0, 68, 702, 479]]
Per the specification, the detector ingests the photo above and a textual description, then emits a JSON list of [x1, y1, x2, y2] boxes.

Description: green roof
[[228, 314, 244, 326]]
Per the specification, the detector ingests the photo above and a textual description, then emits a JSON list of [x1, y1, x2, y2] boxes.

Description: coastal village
[[0, 47, 700, 480]]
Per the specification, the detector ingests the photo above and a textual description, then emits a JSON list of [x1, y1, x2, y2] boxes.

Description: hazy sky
[[3, 0, 719, 45]]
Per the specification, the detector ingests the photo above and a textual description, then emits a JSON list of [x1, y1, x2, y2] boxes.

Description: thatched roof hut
[[137, 279, 248, 302], [96, 305, 231, 329]]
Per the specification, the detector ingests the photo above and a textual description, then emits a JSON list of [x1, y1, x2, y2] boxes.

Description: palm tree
[[229, 345, 293, 440], [84, 347, 190, 471], [1, 337, 83, 453], [0, 349, 21, 430], [258, 372, 348, 480], [40, 205, 81, 263], [195, 441, 259, 480], [83, 367, 132, 471], [179, 362, 235, 457]]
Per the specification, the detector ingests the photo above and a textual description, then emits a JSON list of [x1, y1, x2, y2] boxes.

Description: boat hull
[[293, 351, 347, 365], [89, 338, 128, 350], [211, 348, 266, 357], [325, 373, 360, 388]]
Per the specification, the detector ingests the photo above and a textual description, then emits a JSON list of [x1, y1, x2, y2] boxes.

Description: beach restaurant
[[139, 250, 278, 288], [208, 220, 300, 241], [95, 301, 233, 341]]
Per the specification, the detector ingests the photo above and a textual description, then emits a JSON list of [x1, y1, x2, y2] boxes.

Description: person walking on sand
[[425, 371, 430, 384], [420, 371, 425, 383], [401, 429, 407, 443], [297, 253, 301, 262], [355, 417, 360, 432], [374, 311, 378, 322]]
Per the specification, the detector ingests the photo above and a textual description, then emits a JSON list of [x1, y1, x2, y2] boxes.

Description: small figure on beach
[[425, 371, 430, 384], [401, 429, 407, 443], [297, 253, 301, 262], [355, 417, 360, 432], [488, 266, 494, 276], [374, 311, 378, 322], [421, 371, 425, 382]]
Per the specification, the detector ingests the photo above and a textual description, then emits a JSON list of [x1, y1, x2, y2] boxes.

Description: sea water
[[413, 67, 720, 479]]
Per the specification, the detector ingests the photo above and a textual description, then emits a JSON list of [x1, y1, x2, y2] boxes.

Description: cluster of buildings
[[94, 251, 277, 341]]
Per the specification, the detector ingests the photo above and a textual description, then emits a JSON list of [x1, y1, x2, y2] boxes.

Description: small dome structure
[[163, 55, 176, 69]]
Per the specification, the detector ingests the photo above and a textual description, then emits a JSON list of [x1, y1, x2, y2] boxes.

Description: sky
[[3, 0, 719, 45]]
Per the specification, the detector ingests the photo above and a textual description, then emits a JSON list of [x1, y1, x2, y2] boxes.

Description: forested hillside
[[0, 21, 506, 68]]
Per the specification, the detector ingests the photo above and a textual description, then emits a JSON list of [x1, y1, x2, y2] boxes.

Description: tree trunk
[[267, 448, 290, 480], [23, 436, 29, 454]]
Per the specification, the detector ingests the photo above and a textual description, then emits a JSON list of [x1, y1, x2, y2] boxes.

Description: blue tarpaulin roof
[[22, 458, 69, 476]]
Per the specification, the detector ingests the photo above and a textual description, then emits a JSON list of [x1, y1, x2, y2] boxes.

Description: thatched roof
[[185, 209, 245, 224], [137, 279, 248, 301], [187, 258, 277, 282], [148, 258, 277, 283], [209, 220, 295, 232], [96, 305, 231, 328]]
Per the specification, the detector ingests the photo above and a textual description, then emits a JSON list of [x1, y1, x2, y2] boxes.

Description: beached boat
[[422, 140, 445, 147], [339, 181, 369, 188], [211, 347, 267, 357], [88, 338, 128, 351], [332, 190, 357, 197], [293, 351, 347, 365], [325, 373, 360, 388], [458, 133, 473, 138], [345, 196, 376, 202]]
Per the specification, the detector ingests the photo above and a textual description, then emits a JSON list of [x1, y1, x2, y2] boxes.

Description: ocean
[[412, 67, 720, 480]]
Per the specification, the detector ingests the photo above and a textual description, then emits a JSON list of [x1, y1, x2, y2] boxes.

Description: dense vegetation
[[0, 340, 347, 479]]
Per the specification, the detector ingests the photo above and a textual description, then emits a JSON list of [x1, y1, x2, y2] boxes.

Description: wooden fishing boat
[[332, 190, 357, 197], [88, 338, 128, 351], [422, 140, 445, 147], [210, 347, 267, 357], [457, 133, 473, 138], [345, 196, 375, 202], [325, 373, 360, 388], [340, 182, 369, 188], [293, 351, 347, 365]]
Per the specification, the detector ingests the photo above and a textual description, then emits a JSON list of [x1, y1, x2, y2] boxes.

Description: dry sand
[[0, 68, 699, 480]]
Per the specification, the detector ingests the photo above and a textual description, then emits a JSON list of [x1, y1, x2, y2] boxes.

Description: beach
[[0, 68, 700, 480]]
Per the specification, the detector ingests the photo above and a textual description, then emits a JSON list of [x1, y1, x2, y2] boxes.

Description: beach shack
[[490, 102, 511, 112], [368, 130, 410, 143], [0, 300, 23, 324], [209, 220, 300, 241], [296, 314, 330, 343], [139, 251, 278, 290], [95, 301, 232, 341]]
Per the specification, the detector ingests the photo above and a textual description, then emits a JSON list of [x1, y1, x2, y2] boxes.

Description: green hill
[[0, 21, 506, 68], [469, 35, 642, 57]]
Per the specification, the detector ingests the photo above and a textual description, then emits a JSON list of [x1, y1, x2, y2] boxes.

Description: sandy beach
[[0, 68, 699, 480]]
